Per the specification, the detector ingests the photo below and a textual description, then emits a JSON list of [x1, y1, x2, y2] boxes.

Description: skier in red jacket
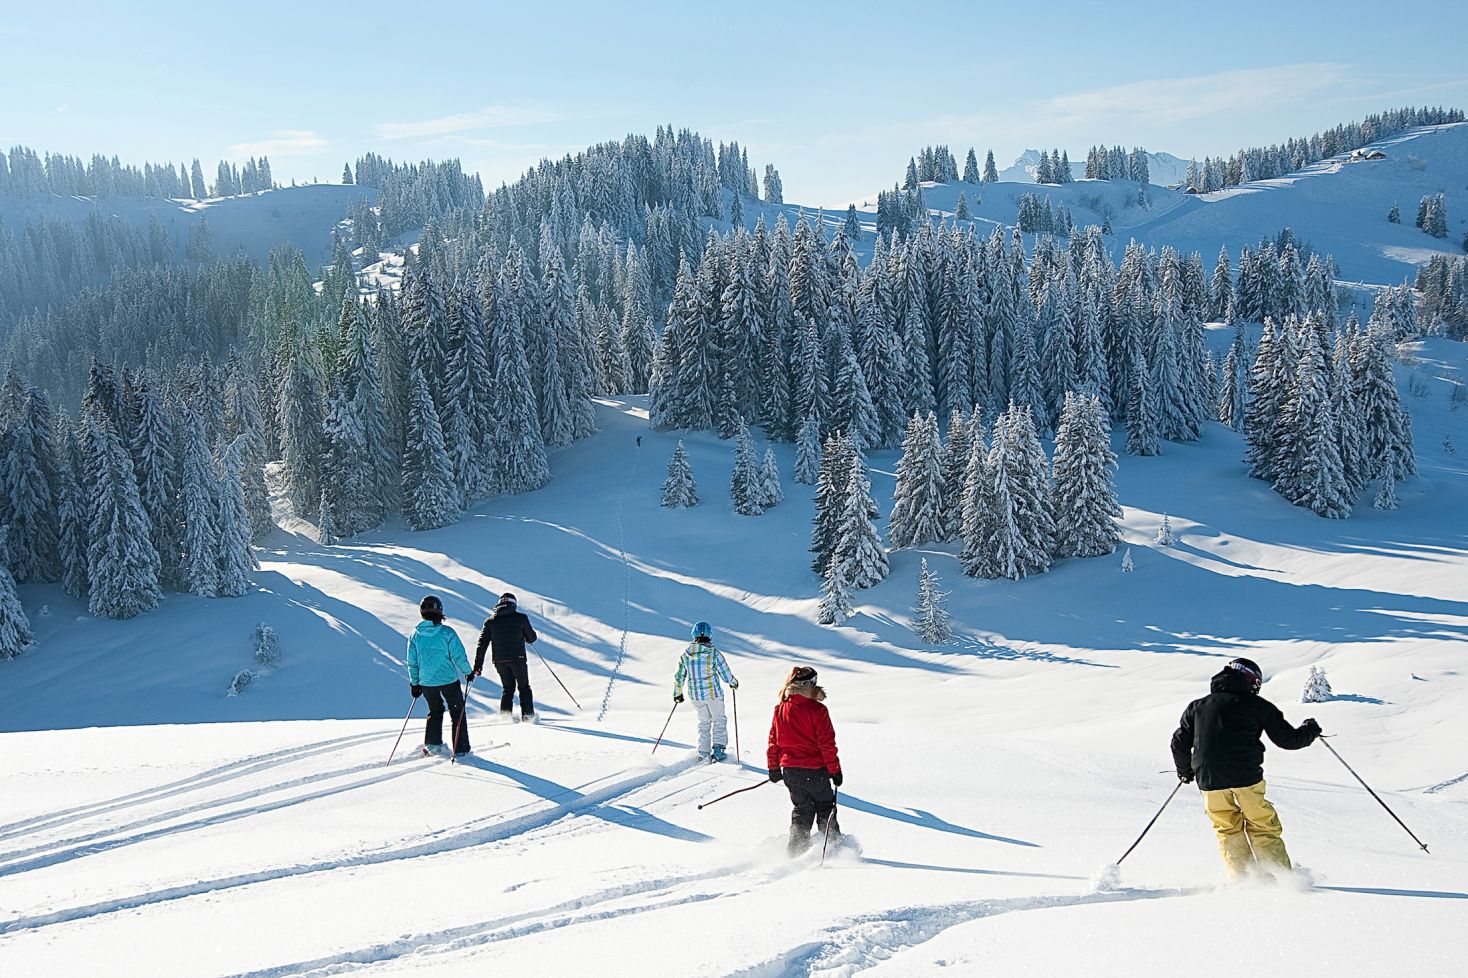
[[767, 665, 842, 856]]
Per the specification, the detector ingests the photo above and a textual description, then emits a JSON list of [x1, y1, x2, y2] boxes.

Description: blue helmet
[[691, 621, 713, 641]]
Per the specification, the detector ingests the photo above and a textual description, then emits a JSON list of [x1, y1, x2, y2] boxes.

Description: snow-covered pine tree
[[0, 525, 33, 659], [1373, 469, 1399, 510], [1218, 326, 1248, 430], [966, 404, 1053, 580], [963, 148, 980, 184], [214, 438, 258, 597], [759, 448, 784, 509], [939, 407, 973, 541], [1155, 513, 1176, 546], [912, 557, 952, 645], [402, 369, 461, 531], [982, 149, 999, 183], [1, 391, 60, 584], [53, 413, 89, 601], [1354, 324, 1414, 486], [278, 344, 325, 517], [833, 458, 889, 589], [889, 412, 945, 549], [1287, 345, 1353, 519], [810, 433, 854, 574], [1125, 353, 1161, 456], [1051, 391, 1122, 558], [490, 282, 552, 494], [1300, 665, 1333, 703], [660, 440, 699, 508], [817, 551, 854, 626], [178, 404, 220, 597], [729, 418, 765, 516], [223, 360, 275, 542], [84, 417, 162, 619], [955, 193, 970, 221], [317, 486, 338, 545], [794, 415, 822, 485], [1120, 546, 1134, 572], [128, 376, 179, 587]]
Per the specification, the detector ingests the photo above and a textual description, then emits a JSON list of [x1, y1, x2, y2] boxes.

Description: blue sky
[[4, 1, 1467, 206]]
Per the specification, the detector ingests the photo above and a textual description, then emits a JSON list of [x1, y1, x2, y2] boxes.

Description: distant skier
[[636, 435, 642, 448], [406, 595, 472, 756], [672, 621, 739, 761], [767, 665, 842, 856], [473, 592, 539, 722], [1170, 657, 1321, 880]]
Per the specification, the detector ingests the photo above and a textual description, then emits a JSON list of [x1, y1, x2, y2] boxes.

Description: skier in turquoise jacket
[[673, 621, 738, 761], [407, 595, 473, 756]]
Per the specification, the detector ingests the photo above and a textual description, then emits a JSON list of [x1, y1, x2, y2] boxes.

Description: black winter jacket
[[1170, 668, 1318, 791], [474, 602, 538, 671]]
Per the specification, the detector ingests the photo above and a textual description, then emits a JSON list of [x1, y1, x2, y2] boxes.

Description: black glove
[[768, 767, 783, 784], [464, 673, 475, 685], [831, 771, 843, 788], [730, 680, 739, 690], [674, 694, 684, 704], [410, 684, 422, 698], [1302, 718, 1322, 739], [1179, 771, 1194, 784]]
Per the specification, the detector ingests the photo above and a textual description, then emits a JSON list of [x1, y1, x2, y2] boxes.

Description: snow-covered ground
[[0, 183, 372, 267], [3, 336, 1466, 975], [866, 124, 1468, 289]]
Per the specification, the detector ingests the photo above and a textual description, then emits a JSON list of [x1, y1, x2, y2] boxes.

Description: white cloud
[[228, 130, 328, 157], [1041, 63, 1353, 127], [374, 105, 559, 141]]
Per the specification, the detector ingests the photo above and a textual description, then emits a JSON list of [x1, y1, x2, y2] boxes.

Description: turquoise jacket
[[407, 621, 470, 687]]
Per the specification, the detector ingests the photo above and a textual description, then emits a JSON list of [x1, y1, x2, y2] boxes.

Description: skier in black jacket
[[473, 593, 539, 722], [1170, 657, 1322, 880]]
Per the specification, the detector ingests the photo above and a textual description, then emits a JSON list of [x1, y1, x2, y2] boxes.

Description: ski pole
[[732, 685, 741, 763], [651, 701, 679, 754], [531, 642, 582, 711], [448, 678, 472, 765], [1319, 737, 1430, 853], [820, 787, 839, 866], [696, 780, 768, 810], [386, 694, 419, 766], [1114, 779, 1185, 866]]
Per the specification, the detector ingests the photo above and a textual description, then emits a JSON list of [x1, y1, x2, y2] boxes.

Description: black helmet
[[499, 592, 517, 606], [1227, 657, 1263, 692], [420, 595, 444, 621]]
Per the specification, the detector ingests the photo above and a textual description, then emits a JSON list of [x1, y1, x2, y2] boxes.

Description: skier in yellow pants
[[1171, 658, 1322, 880]]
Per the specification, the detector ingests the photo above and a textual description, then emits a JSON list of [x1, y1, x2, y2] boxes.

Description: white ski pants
[[691, 698, 728, 755]]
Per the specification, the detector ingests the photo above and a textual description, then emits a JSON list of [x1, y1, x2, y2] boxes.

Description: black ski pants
[[423, 681, 470, 754], [783, 766, 839, 855], [495, 658, 534, 715]]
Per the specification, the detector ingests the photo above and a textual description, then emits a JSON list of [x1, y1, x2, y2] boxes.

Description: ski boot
[[522, 712, 538, 725], [420, 743, 450, 758], [711, 744, 727, 763], [500, 709, 517, 723]]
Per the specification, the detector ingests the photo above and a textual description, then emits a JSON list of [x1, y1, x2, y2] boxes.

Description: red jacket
[[767, 693, 840, 774]]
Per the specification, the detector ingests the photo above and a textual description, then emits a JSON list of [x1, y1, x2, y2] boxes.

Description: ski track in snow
[[725, 887, 1202, 978], [0, 730, 385, 844], [0, 755, 713, 936], [597, 443, 640, 722]]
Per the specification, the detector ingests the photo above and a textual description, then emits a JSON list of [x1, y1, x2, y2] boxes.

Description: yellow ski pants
[[1201, 780, 1291, 878]]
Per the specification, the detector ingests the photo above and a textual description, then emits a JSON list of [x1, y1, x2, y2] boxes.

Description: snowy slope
[[882, 124, 1468, 289], [2, 337, 1466, 975], [0, 183, 372, 267]]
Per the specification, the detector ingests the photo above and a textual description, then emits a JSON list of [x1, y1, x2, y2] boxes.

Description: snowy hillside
[[0, 183, 372, 267], [3, 333, 1466, 976], [998, 148, 1192, 187], [892, 124, 1468, 288]]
